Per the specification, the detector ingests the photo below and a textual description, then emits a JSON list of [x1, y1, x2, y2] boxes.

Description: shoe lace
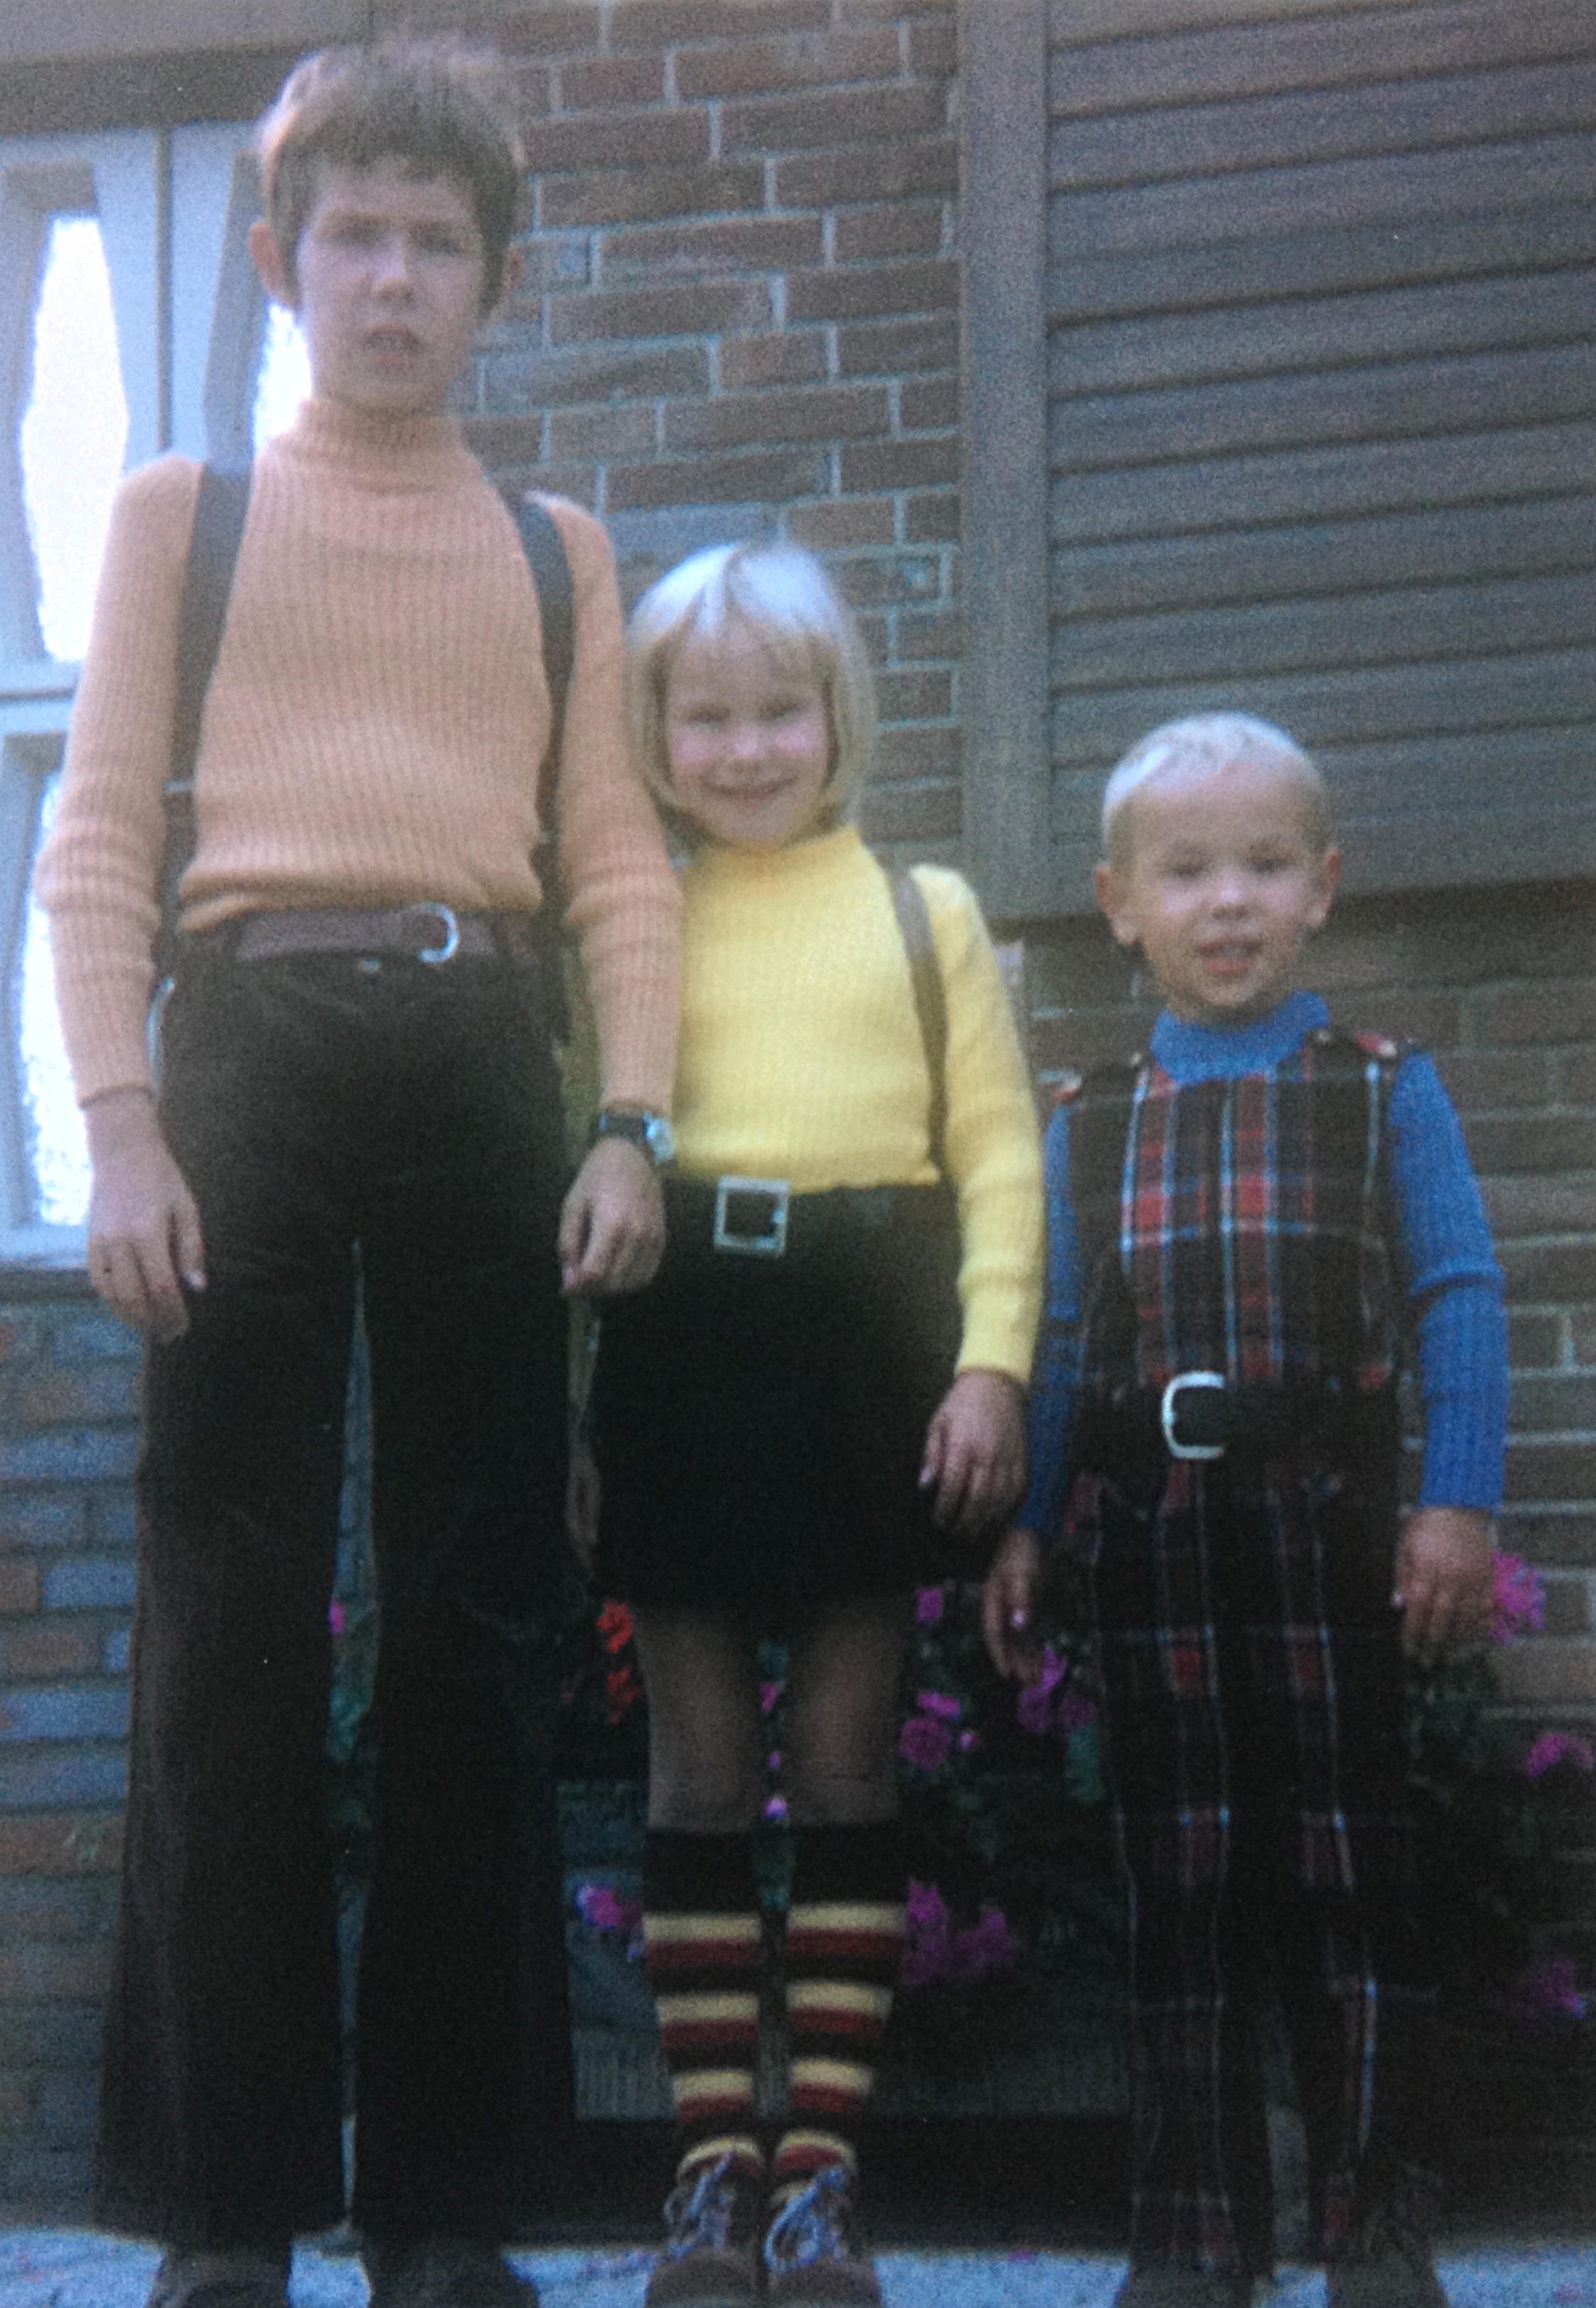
[[763, 2165, 855, 2274], [662, 2152, 741, 2260]]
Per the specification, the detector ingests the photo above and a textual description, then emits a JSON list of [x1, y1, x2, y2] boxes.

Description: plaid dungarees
[[1069, 1028, 1430, 2277]]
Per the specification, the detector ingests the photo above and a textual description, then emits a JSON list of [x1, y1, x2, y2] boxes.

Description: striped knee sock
[[774, 1819, 906, 2201], [643, 1828, 765, 2185]]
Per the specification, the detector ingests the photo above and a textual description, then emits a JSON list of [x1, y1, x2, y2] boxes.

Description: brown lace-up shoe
[[762, 2163, 881, 2308], [645, 2150, 765, 2308]]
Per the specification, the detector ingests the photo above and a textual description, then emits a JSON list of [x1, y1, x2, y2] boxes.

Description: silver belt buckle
[[407, 900, 461, 964], [1160, 1370, 1226, 1461], [712, 1175, 789, 1256]]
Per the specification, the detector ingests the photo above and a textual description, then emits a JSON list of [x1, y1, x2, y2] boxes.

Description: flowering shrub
[[1406, 1552, 1592, 2026], [892, 1576, 1115, 1994]]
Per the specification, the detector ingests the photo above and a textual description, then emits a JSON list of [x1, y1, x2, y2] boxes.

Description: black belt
[[227, 905, 540, 966], [665, 1175, 951, 1261], [1076, 1372, 1385, 1472]]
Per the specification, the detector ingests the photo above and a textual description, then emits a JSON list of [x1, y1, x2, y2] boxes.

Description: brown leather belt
[[231, 904, 538, 966]]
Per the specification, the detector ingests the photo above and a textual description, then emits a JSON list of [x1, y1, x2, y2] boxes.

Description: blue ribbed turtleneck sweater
[[1019, 990, 1507, 1535]]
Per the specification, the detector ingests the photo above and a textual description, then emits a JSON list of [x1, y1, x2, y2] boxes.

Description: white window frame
[[0, 121, 261, 1263]]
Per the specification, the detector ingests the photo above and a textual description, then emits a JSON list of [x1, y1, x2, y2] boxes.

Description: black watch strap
[[594, 1107, 675, 1167]]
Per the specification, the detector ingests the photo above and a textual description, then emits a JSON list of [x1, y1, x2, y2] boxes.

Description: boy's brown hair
[[256, 40, 526, 310]]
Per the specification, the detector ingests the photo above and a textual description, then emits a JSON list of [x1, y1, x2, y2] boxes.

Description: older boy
[[985, 715, 1506, 2308], [38, 43, 679, 2308]]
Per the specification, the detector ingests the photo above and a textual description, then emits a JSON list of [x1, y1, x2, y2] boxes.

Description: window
[[0, 123, 281, 1260]]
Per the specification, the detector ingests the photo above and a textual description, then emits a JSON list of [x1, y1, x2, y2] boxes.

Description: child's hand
[[983, 1525, 1044, 1682], [83, 1089, 206, 1341], [920, 1367, 1026, 1536], [1394, 1506, 1495, 1663], [559, 1138, 665, 1295]]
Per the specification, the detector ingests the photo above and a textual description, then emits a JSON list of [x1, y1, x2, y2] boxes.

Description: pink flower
[[767, 1751, 782, 1774], [914, 1586, 945, 1628], [898, 1712, 952, 1771], [328, 1599, 346, 1637], [764, 1793, 789, 1822], [1491, 1552, 1545, 1643], [760, 1681, 782, 1716], [916, 1689, 961, 1721], [957, 1729, 980, 1753], [1525, 1731, 1596, 1780], [1016, 1682, 1054, 1737], [949, 1906, 1019, 1983], [1508, 1954, 1587, 2026], [574, 1883, 643, 1937]]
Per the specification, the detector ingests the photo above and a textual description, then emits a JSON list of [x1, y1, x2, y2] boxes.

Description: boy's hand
[[83, 1089, 205, 1342], [1394, 1506, 1495, 1663], [983, 1525, 1045, 1683], [920, 1366, 1026, 1537], [560, 1137, 665, 1296]]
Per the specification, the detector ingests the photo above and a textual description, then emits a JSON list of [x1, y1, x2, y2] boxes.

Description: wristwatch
[[594, 1106, 677, 1168]]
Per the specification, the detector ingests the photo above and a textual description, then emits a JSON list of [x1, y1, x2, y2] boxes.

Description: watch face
[[645, 1115, 677, 1165]]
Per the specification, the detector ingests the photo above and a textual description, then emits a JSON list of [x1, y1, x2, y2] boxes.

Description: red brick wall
[[463, 0, 964, 852]]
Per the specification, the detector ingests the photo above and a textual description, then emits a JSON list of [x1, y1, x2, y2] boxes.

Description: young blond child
[[38, 41, 679, 2308], [589, 543, 1043, 2307], [985, 714, 1506, 2308]]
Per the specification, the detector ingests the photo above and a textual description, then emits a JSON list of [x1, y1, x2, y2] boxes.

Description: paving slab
[[0, 2233, 1590, 2308]]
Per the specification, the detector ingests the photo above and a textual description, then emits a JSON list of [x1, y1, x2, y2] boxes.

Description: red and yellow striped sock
[[643, 1827, 765, 2186], [774, 1819, 906, 2202]]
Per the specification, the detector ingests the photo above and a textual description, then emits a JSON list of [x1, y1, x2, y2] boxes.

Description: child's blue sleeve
[[1388, 1052, 1507, 1511], [1017, 1103, 1083, 1535]]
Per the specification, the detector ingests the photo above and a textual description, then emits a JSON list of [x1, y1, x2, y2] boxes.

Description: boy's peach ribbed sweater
[[38, 396, 680, 1112]]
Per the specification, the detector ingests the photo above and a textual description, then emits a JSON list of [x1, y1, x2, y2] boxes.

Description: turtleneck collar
[[268, 394, 477, 490], [1150, 989, 1329, 1082], [687, 820, 864, 886]]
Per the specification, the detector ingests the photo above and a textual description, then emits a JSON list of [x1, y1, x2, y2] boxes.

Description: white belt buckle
[[1160, 1371, 1226, 1460], [712, 1175, 789, 1256]]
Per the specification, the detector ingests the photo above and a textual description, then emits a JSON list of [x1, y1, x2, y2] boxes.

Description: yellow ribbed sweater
[[674, 825, 1043, 1383], [38, 396, 679, 1111]]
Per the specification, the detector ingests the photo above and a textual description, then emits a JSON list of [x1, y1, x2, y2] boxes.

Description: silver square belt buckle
[[1160, 1371, 1227, 1461], [712, 1175, 790, 1256]]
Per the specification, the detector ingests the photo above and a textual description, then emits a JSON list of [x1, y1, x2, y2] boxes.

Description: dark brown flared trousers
[[95, 941, 576, 2249]]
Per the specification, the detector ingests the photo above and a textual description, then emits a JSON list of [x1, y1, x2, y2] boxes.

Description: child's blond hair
[[1102, 712, 1330, 868], [256, 40, 525, 311], [626, 542, 876, 839]]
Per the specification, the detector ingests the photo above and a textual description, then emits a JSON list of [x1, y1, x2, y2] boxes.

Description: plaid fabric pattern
[[1116, 1037, 1399, 1390], [1071, 1031, 1420, 2277]]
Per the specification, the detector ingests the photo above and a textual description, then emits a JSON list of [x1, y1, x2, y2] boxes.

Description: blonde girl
[[589, 543, 1042, 2308]]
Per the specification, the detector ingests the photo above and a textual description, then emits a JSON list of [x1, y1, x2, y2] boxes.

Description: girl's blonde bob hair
[[626, 541, 876, 837]]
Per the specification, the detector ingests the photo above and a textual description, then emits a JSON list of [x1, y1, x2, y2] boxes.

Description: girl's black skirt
[[589, 1174, 969, 1621]]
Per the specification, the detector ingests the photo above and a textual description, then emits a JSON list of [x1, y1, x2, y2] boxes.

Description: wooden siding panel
[[1050, 202, 1596, 325], [1050, 271, 1596, 396], [1049, 132, 1596, 257], [1051, 423, 1596, 544], [1049, 650, 1596, 768], [1053, 498, 1596, 619], [1049, 60, 1596, 189], [1052, 575, 1596, 693], [1049, 0, 1595, 117], [1051, 346, 1596, 472], [1044, 0, 1596, 905]]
